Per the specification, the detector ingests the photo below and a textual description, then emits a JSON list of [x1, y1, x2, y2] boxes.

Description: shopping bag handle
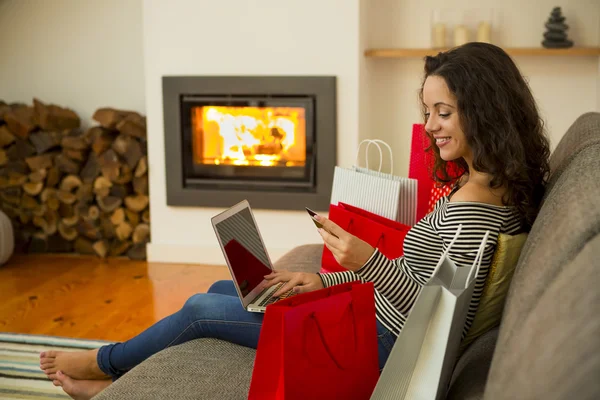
[[430, 224, 462, 278], [356, 139, 383, 171], [467, 230, 491, 287], [304, 304, 356, 370], [366, 139, 394, 173]]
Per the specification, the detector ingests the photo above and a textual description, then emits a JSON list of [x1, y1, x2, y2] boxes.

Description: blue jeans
[[97, 280, 396, 378]]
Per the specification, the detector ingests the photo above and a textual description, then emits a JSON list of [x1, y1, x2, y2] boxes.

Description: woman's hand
[[263, 271, 324, 297], [315, 215, 375, 272]]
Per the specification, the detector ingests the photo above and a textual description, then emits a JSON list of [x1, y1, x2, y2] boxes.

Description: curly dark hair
[[419, 42, 551, 231]]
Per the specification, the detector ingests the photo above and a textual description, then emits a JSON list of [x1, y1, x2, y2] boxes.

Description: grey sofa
[[94, 113, 600, 400]]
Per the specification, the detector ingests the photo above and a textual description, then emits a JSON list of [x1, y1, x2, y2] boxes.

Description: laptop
[[211, 200, 294, 313]]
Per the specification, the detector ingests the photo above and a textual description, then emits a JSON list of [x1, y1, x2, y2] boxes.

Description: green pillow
[[460, 232, 528, 352]]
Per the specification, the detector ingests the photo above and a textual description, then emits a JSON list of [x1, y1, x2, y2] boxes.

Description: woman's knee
[[181, 294, 218, 320], [207, 280, 233, 294]]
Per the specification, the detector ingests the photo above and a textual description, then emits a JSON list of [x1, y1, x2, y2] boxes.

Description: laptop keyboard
[[257, 282, 295, 307]]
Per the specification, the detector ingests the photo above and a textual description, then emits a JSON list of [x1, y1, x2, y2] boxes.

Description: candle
[[454, 25, 469, 46], [477, 21, 491, 43], [432, 23, 446, 48]]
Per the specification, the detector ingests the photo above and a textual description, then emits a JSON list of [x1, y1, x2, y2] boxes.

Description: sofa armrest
[[446, 328, 499, 400], [273, 244, 322, 273]]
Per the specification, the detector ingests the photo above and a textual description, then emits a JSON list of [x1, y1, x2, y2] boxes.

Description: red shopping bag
[[248, 282, 379, 400], [320, 202, 410, 273]]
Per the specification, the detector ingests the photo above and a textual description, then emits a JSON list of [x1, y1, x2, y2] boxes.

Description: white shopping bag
[[330, 140, 418, 226], [370, 225, 490, 400]]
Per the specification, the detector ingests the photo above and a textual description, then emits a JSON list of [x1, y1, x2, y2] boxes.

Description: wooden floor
[[0, 254, 231, 341]]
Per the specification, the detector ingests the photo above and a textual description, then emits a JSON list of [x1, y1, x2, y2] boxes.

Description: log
[[33, 98, 80, 131], [58, 202, 75, 218], [46, 166, 61, 188], [21, 194, 39, 210], [61, 135, 89, 151], [91, 129, 117, 155], [115, 222, 133, 241], [142, 209, 150, 224], [74, 237, 95, 255], [87, 205, 100, 221], [12, 139, 36, 159], [110, 208, 126, 225], [93, 176, 113, 197], [29, 131, 62, 154], [97, 195, 122, 213], [58, 221, 78, 241], [100, 218, 116, 239], [25, 153, 55, 170], [57, 190, 77, 205], [62, 147, 87, 162], [0, 149, 7, 166], [41, 188, 60, 211], [127, 243, 147, 260], [4, 160, 28, 175], [132, 223, 150, 244], [77, 219, 102, 241], [62, 208, 80, 227], [124, 194, 149, 213], [55, 154, 81, 175], [92, 240, 109, 258], [109, 240, 132, 256], [112, 134, 142, 169], [23, 181, 44, 196], [60, 175, 83, 192], [132, 175, 148, 195], [4, 106, 36, 139], [5, 172, 27, 188], [116, 113, 146, 139], [113, 164, 133, 185], [18, 211, 31, 225], [80, 152, 101, 183], [28, 168, 47, 183], [0, 125, 16, 147], [34, 211, 58, 235], [125, 209, 140, 227], [76, 183, 94, 203], [32, 204, 47, 217], [0, 187, 21, 205], [109, 184, 128, 199], [92, 108, 130, 129]]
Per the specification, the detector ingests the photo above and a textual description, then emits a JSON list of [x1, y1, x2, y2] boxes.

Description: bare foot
[[54, 370, 111, 400], [40, 349, 108, 380]]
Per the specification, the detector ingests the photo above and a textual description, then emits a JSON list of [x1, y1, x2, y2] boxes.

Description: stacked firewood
[[0, 99, 150, 260]]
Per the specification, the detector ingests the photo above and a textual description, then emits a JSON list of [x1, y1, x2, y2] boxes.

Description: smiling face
[[422, 75, 472, 163]]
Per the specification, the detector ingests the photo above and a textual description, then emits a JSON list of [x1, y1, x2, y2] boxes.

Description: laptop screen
[[213, 207, 272, 298]]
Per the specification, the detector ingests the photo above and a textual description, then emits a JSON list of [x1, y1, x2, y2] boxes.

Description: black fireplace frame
[[162, 76, 336, 211]]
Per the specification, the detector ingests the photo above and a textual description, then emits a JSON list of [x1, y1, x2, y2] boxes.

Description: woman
[[41, 42, 550, 400]]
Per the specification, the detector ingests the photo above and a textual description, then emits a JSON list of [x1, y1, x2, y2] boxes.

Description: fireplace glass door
[[181, 96, 315, 191]]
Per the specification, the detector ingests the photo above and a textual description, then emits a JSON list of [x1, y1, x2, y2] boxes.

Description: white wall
[[143, 0, 361, 264], [0, 0, 145, 126], [361, 0, 600, 176]]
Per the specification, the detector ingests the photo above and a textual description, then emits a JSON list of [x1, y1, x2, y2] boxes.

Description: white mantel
[[143, 0, 362, 264]]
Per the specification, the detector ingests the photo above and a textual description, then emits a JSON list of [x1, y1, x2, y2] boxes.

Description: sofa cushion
[[493, 141, 600, 354], [93, 339, 255, 400], [273, 244, 322, 273], [447, 328, 499, 400], [460, 233, 527, 352], [484, 234, 600, 399], [549, 112, 600, 183]]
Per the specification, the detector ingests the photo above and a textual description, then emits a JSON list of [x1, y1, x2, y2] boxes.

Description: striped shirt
[[318, 187, 523, 337]]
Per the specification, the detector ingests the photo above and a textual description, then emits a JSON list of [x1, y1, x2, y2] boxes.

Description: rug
[[0, 333, 111, 400]]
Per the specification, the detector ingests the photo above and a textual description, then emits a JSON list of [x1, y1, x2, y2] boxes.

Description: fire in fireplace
[[193, 105, 306, 168], [163, 76, 336, 211]]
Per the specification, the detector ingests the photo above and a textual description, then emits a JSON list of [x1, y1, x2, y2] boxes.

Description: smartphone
[[305, 207, 338, 238]]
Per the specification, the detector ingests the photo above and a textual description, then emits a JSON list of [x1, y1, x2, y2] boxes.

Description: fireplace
[[162, 76, 336, 210]]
